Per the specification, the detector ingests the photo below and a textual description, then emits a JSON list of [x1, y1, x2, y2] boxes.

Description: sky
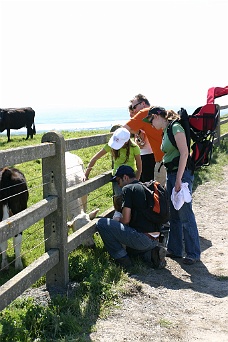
[[0, 0, 228, 112]]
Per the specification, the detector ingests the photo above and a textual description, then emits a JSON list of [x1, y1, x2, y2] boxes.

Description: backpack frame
[[165, 85, 228, 172], [166, 105, 219, 172]]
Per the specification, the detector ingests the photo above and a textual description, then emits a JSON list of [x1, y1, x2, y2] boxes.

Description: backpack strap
[[165, 114, 194, 174], [139, 181, 160, 214], [167, 120, 178, 149]]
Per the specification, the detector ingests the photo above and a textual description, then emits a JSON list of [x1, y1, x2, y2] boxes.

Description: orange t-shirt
[[125, 108, 164, 162]]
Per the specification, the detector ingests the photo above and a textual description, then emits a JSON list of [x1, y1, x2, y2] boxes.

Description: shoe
[[183, 257, 200, 265], [115, 255, 132, 270], [126, 246, 145, 257], [166, 252, 182, 259], [151, 246, 167, 269]]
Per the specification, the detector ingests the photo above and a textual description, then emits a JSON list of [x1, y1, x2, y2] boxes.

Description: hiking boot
[[151, 246, 167, 269], [183, 257, 200, 265], [166, 252, 182, 259], [115, 255, 132, 270]]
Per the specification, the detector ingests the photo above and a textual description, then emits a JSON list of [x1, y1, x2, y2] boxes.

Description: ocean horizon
[[1, 105, 227, 136]]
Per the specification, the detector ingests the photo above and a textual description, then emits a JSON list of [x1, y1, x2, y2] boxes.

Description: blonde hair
[[166, 109, 180, 122]]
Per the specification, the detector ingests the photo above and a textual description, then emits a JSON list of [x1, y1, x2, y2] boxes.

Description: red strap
[[207, 86, 228, 104], [153, 182, 160, 214]]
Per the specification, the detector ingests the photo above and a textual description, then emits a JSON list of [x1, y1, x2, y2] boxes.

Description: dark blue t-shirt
[[122, 180, 160, 233]]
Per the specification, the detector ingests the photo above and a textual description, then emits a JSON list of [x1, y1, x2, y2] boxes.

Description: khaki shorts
[[154, 161, 166, 187]]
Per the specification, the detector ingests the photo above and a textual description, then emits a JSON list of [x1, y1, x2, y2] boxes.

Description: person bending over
[[124, 94, 166, 187], [85, 127, 142, 196], [128, 103, 155, 182], [143, 106, 201, 265]]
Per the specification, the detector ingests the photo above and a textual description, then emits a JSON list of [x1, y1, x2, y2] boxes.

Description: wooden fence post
[[41, 131, 69, 289]]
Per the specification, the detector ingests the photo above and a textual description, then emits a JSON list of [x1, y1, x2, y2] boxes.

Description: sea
[[1, 105, 227, 136]]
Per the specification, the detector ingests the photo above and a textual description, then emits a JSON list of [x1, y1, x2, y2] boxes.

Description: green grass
[[0, 130, 114, 285], [0, 129, 228, 341], [159, 318, 172, 328]]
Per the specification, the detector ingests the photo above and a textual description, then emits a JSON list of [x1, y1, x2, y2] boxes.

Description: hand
[[113, 217, 120, 221], [175, 179, 182, 192]]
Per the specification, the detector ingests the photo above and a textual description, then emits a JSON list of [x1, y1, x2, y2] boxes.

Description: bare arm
[[135, 154, 142, 180], [123, 124, 139, 135], [84, 148, 107, 179], [174, 132, 189, 192], [119, 207, 131, 225]]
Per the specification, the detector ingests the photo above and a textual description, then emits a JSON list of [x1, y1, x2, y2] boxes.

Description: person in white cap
[[84, 127, 142, 196]]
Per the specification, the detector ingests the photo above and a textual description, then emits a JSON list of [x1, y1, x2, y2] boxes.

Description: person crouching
[[96, 165, 166, 270]]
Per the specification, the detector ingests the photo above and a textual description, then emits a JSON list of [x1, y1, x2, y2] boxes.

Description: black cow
[[0, 107, 36, 142], [0, 167, 29, 270]]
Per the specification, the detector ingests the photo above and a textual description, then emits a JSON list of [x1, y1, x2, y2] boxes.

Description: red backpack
[[166, 86, 228, 172]]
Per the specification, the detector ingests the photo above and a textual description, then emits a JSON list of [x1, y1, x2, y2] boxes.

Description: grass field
[[0, 125, 228, 341]]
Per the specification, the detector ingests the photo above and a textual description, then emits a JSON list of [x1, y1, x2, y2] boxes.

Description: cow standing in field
[[0, 167, 29, 270], [0, 153, 98, 271], [0, 107, 36, 142]]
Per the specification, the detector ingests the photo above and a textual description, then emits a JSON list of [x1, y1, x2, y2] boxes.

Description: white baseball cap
[[108, 127, 130, 150]]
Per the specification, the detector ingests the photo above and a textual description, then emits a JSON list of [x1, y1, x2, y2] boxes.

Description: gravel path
[[90, 165, 228, 341]]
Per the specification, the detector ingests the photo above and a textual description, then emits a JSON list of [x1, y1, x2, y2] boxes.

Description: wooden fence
[[0, 131, 113, 312], [0, 114, 227, 312]]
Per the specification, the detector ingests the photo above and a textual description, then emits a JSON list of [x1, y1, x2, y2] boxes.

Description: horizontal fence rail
[[0, 196, 58, 241], [0, 131, 113, 311], [0, 113, 227, 312]]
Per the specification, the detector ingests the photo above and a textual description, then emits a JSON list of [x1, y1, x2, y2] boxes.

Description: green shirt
[[161, 122, 185, 167], [104, 140, 140, 175]]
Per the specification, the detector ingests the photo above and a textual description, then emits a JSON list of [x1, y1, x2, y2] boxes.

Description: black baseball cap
[[143, 106, 166, 123], [110, 165, 136, 182]]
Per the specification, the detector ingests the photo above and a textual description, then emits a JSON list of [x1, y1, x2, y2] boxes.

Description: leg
[[26, 127, 29, 140], [81, 194, 88, 212], [178, 170, 201, 260], [154, 162, 167, 187], [0, 240, 9, 270], [96, 218, 158, 260], [166, 173, 184, 257], [167, 170, 201, 260], [7, 128, 11, 142], [140, 153, 156, 182], [14, 233, 23, 270]]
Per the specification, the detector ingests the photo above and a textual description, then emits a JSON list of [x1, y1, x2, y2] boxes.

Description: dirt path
[[90, 165, 228, 342]]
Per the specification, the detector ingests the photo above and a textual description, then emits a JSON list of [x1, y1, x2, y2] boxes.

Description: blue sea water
[[34, 107, 131, 133], [1, 105, 227, 136], [1, 107, 130, 136]]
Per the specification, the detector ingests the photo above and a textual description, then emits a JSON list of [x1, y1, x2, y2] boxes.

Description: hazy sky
[[0, 0, 228, 111]]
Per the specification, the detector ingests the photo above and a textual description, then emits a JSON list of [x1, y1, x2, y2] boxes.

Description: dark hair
[[148, 106, 180, 122], [131, 94, 150, 106], [111, 139, 136, 163], [110, 124, 122, 133], [128, 104, 133, 111]]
